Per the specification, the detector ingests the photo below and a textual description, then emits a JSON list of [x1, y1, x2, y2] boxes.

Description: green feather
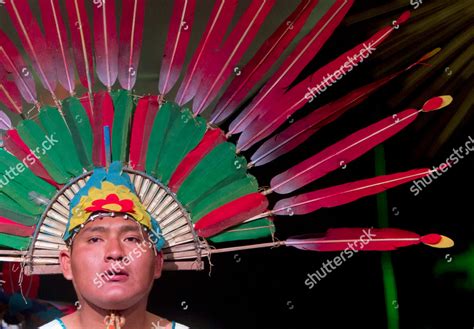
[[16, 120, 70, 184], [62, 97, 93, 170], [189, 175, 259, 222], [178, 143, 247, 207], [155, 108, 207, 184], [38, 106, 83, 176], [0, 233, 30, 250], [145, 102, 180, 177], [111, 90, 135, 162], [209, 219, 275, 243], [0, 148, 56, 199], [0, 193, 39, 226]]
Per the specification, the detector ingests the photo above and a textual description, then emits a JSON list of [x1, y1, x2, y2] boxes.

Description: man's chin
[[89, 288, 143, 310]]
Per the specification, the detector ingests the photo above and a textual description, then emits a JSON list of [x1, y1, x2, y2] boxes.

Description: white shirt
[[39, 318, 190, 329]]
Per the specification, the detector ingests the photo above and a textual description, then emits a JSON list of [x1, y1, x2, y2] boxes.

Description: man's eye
[[88, 237, 101, 243], [125, 237, 141, 243]]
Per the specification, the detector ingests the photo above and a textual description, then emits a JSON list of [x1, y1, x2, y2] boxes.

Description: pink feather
[[273, 168, 433, 215], [129, 96, 160, 170], [93, 0, 119, 89], [228, 0, 354, 135], [92, 92, 114, 167], [39, 0, 76, 95], [118, 0, 146, 91], [175, 0, 238, 105], [192, 0, 276, 115], [195, 193, 269, 238], [250, 62, 423, 167], [270, 109, 419, 194], [5, 0, 57, 96], [0, 73, 23, 114], [0, 216, 35, 237], [65, 0, 94, 91], [286, 228, 440, 251], [210, 0, 319, 124], [236, 12, 410, 151], [0, 30, 37, 105], [159, 0, 197, 95]]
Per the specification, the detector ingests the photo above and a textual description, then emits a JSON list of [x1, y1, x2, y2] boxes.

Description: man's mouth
[[107, 268, 129, 282]]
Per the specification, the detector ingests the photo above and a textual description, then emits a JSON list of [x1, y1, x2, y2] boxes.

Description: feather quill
[[286, 228, 453, 251], [39, 0, 76, 95], [65, 0, 94, 93], [175, 0, 238, 105], [0, 30, 38, 105], [236, 12, 411, 151], [5, 0, 57, 98], [93, 0, 119, 90], [269, 108, 420, 194], [272, 168, 436, 215], [210, 0, 319, 124], [118, 0, 146, 90], [159, 0, 197, 95], [228, 0, 354, 135], [192, 0, 276, 115]]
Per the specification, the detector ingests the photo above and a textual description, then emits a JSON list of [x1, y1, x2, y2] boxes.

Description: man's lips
[[105, 267, 129, 282]]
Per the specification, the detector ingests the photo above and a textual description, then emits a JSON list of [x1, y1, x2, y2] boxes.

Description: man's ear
[[59, 248, 73, 280], [154, 251, 164, 279]]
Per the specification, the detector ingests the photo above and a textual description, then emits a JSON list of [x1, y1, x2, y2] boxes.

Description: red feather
[[5, 0, 57, 97], [169, 128, 226, 193], [118, 0, 146, 91], [93, 0, 119, 89], [0, 73, 23, 114], [129, 96, 160, 170], [175, 0, 238, 105], [92, 92, 114, 167], [286, 228, 439, 251], [159, 0, 197, 95], [39, 0, 76, 95], [79, 92, 94, 124], [270, 109, 419, 194], [195, 193, 269, 238], [0, 30, 37, 105], [272, 168, 432, 215], [65, 0, 94, 92], [249, 54, 433, 167], [236, 12, 410, 151], [0, 216, 35, 237], [2, 130, 59, 187], [228, 0, 354, 135], [192, 0, 276, 115], [210, 0, 319, 124]]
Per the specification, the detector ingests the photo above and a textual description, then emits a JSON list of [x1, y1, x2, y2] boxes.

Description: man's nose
[[104, 237, 125, 261]]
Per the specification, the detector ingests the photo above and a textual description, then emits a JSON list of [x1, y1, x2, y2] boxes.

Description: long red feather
[[236, 12, 411, 151], [118, 0, 146, 91], [39, 0, 76, 95], [195, 193, 269, 238], [0, 30, 38, 105], [272, 168, 434, 215], [159, 0, 197, 95], [249, 49, 439, 167], [2, 130, 58, 187], [286, 228, 448, 251], [129, 96, 160, 171], [175, 0, 238, 105], [5, 0, 57, 97], [192, 0, 276, 115], [65, 0, 94, 92], [0, 216, 35, 237], [92, 91, 114, 167], [269, 108, 419, 194], [228, 0, 354, 135], [210, 0, 319, 124], [169, 128, 226, 193], [93, 0, 119, 89], [0, 72, 23, 114]]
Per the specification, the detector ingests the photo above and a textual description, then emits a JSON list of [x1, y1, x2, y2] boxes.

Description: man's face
[[59, 216, 163, 310]]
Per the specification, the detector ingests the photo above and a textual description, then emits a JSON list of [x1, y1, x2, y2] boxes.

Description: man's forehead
[[79, 216, 143, 234]]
